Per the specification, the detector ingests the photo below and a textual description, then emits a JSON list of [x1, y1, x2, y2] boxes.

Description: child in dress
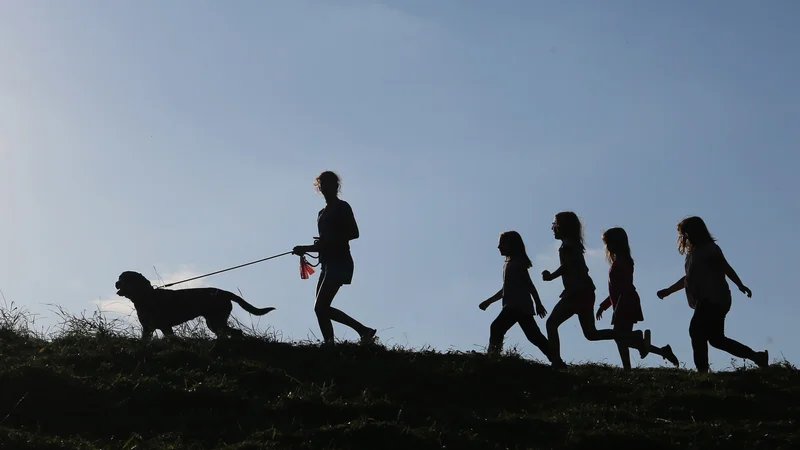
[[596, 227, 679, 370], [542, 212, 650, 367]]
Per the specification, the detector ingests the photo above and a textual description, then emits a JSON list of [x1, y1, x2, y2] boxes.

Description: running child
[[656, 216, 768, 372], [595, 227, 679, 370], [479, 231, 551, 361], [541, 211, 650, 367]]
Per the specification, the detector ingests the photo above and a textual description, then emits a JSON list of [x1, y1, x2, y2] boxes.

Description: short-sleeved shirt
[[558, 238, 596, 298], [684, 242, 731, 308], [317, 199, 358, 263], [502, 258, 535, 314]]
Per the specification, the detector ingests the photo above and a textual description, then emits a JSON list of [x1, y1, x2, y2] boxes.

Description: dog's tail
[[230, 294, 276, 316]]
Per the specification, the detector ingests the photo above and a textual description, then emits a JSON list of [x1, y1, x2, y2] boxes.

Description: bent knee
[[314, 304, 330, 315], [582, 330, 602, 341], [706, 336, 726, 348]]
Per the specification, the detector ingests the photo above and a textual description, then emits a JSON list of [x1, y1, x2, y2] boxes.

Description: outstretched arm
[[657, 276, 685, 299], [542, 266, 564, 281], [544, 244, 579, 281], [294, 236, 322, 255], [292, 244, 317, 255], [479, 289, 503, 310]]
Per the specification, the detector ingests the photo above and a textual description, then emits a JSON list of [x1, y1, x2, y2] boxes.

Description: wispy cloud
[[585, 247, 605, 261]]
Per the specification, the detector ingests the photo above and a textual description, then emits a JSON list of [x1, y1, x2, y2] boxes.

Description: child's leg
[[546, 299, 577, 364], [705, 303, 761, 363], [517, 315, 550, 360], [647, 343, 680, 367], [578, 303, 649, 358], [612, 321, 634, 371], [689, 307, 711, 372], [576, 302, 616, 341], [489, 308, 518, 354]]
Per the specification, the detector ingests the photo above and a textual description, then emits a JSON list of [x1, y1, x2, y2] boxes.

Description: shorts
[[320, 254, 354, 286]]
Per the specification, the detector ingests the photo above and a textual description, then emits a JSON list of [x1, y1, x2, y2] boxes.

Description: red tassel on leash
[[300, 255, 316, 279]]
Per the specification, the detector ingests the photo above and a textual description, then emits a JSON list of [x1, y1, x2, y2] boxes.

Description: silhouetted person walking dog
[[293, 171, 376, 345], [595, 227, 679, 370], [541, 212, 650, 368], [479, 231, 551, 361], [657, 216, 768, 372]]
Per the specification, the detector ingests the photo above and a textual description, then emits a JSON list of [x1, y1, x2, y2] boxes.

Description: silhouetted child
[[541, 211, 650, 368], [596, 227, 679, 370], [479, 231, 551, 361], [657, 216, 768, 372]]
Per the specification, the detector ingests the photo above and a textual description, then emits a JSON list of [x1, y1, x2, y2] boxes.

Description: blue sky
[[1, 1, 798, 370]]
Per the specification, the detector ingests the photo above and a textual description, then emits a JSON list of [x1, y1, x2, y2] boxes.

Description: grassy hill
[[1, 304, 798, 450]]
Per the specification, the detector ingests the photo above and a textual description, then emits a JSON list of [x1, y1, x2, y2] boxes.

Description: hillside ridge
[[1, 304, 798, 449]]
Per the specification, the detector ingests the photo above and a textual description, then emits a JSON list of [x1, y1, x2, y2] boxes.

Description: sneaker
[[638, 329, 651, 359], [754, 350, 769, 369], [662, 345, 680, 367]]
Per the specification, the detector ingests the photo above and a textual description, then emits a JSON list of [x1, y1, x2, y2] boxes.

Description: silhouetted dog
[[115, 271, 275, 340]]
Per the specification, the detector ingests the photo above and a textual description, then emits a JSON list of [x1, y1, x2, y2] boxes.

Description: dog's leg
[[227, 327, 244, 340], [141, 326, 155, 341], [205, 316, 237, 340]]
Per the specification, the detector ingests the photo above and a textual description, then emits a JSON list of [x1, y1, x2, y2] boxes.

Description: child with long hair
[[656, 216, 768, 372], [541, 212, 650, 367], [596, 227, 679, 370], [479, 231, 551, 361]]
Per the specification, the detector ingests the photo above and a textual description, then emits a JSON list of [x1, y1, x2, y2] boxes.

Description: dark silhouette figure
[[479, 231, 551, 361], [541, 212, 650, 368], [656, 216, 768, 372], [595, 227, 679, 370], [293, 171, 376, 345], [115, 271, 275, 340]]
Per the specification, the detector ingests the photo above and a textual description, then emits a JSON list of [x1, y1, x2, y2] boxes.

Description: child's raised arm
[[657, 276, 685, 299], [543, 242, 582, 281], [479, 289, 503, 310], [542, 266, 563, 282]]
